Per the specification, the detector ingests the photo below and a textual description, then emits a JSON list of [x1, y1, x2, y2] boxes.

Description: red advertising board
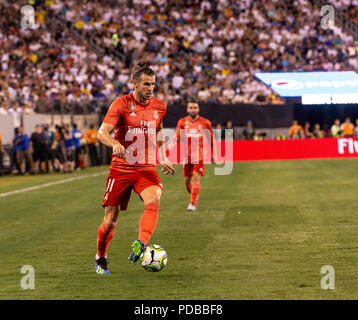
[[166, 138, 358, 163]]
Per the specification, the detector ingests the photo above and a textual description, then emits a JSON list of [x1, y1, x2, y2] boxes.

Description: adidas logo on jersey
[[130, 112, 136, 117]]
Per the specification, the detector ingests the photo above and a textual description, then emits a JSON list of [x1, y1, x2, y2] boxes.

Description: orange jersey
[[103, 93, 167, 169], [86, 129, 98, 144], [343, 123, 354, 136], [175, 116, 214, 164]]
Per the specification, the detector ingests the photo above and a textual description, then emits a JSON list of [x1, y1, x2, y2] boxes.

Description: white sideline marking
[[0, 171, 107, 198]]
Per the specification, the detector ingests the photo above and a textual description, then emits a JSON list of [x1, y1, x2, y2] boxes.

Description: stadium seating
[[0, 0, 357, 115]]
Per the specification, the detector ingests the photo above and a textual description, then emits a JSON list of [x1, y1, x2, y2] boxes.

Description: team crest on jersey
[[198, 124, 202, 130], [153, 111, 159, 120], [128, 102, 136, 111]]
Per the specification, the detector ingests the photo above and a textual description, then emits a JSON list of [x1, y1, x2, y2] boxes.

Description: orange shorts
[[183, 163, 205, 177], [102, 165, 163, 210]]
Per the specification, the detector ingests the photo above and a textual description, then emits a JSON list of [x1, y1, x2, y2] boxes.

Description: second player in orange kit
[[172, 102, 216, 211]]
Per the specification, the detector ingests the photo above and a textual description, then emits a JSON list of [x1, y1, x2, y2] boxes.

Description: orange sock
[[190, 182, 200, 206], [97, 223, 115, 258], [138, 203, 159, 245]]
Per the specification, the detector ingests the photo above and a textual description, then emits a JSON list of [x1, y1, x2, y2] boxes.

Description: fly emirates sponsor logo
[[186, 129, 202, 138], [127, 121, 156, 135], [338, 138, 358, 155]]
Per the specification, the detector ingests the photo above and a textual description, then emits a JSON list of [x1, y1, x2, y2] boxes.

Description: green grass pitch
[[1, 159, 358, 299]]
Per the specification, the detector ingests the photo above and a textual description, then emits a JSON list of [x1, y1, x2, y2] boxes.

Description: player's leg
[[95, 205, 120, 274], [138, 185, 162, 244], [129, 167, 163, 263], [187, 172, 200, 211], [184, 175, 192, 194], [96, 168, 134, 274], [190, 171, 201, 204], [184, 164, 195, 210], [97, 205, 119, 257], [188, 165, 204, 211]]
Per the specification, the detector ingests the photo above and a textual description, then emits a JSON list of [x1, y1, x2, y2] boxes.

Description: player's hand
[[112, 142, 126, 159], [161, 159, 175, 175]]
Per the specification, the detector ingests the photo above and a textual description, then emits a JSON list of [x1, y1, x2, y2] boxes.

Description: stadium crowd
[[1, 0, 358, 114], [0, 123, 100, 176], [287, 117, 358, 139], [214, 117, 358, 140]]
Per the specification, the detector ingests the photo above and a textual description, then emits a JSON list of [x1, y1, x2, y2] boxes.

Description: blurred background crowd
[[0, 123, 100, 176], [1, 0, 358, 115]]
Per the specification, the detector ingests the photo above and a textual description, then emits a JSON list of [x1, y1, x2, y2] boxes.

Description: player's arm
[[157, 122, 175, 175], [97, 122, 125, 158]]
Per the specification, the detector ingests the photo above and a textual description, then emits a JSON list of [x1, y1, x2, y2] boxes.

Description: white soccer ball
[[139, 244, 167, 272]]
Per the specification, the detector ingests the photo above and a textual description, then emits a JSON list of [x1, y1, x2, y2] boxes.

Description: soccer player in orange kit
[[95, 62, 175, 274], [172, 102, 216, 211]]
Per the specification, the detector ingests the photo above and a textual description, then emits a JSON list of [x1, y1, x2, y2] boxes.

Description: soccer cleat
[[128, 240, 145, 263], [95, 257, 110, 274], [187, 203, 197, 211]]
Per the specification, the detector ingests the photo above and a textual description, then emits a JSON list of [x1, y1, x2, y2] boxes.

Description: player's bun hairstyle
[[131, 61, 155, 81]]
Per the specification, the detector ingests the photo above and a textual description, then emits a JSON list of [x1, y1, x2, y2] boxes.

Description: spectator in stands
[[331, 119, 342, 138], [72, 123, 82, 170], [289, 120, 304, 139], [341, 117, 354, 137], [0, 102, 9, 115], [62, 124, 76, 173], [14, 126, 34, 175], [275, 132, 287, 140], [43, 124, 56, 172], [254, 130, 266, 141], [31, 124, 48, 173], [312, 124, 324, 138], [224, 120, 235, 141], [12, 128, 21, 174], [86, 124, 99, 166], [303, 121, 312, 138], [52, 125, 65, 172], [355, 119, 358, 137], [0, 130, 4, 176], [322, 124, 331, 137], [242, 121, 255, 140], [213, 123, 224, 141], [78, 130, 87, 169]]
